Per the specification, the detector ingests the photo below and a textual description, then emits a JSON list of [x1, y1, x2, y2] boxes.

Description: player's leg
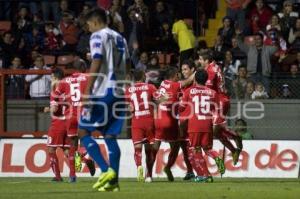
[[48, 146, 62, 182], [65, 135, 77, 182], [145, 143, 155, 182], [179, 119, 194, 180], [133, 142, 143, 182], [164, 141, 180, 182]]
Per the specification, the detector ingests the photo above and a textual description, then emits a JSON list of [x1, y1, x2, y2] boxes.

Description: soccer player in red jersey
[[53, 64, 96, 181], [125, 70, 158, 182], [46, 68, 71, 182], [198, 50, 243, 166], [154, 67, 194, 181], [180, 69, 220, 182], [178, 59, 196, 180]]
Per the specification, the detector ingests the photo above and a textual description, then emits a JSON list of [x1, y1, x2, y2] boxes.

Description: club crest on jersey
[[92, 42, 101, 48]]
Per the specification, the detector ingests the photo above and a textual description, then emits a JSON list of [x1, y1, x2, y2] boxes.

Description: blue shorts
[[78, 88, 125, 136]]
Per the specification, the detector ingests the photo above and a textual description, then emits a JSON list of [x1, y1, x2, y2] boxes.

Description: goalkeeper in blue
[[78, 8, 130, 192]]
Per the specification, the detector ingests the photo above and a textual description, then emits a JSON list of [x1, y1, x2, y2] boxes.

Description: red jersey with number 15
[[54, 73, 88, 119], [180, 85, 217, 133]]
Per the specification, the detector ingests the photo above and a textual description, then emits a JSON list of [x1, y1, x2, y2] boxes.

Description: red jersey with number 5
[[180, 85, 217, 133], [54, 73, 88, 119], [125, 82, 157, 127]]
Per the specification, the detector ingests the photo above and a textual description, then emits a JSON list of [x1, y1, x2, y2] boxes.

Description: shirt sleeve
[[179, 89, 189, 113], [90, 33, 104, 60]]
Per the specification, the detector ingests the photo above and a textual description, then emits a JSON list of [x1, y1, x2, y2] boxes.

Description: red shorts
[[188, 132, 212, 149], [131, 117, 155, 145], [155, 111, 179, 142], [66, 116, 78, 137], [47, 119, 70, 148]]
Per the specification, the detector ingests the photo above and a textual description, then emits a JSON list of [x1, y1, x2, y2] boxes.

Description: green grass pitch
[[0, 178, 299, 199]]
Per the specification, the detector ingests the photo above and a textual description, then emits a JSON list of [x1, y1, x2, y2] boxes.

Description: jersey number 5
[[70, 83, 80, 102]]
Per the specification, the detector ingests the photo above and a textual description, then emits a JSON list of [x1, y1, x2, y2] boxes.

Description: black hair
[[52, 68, 64, 80], [254, 32, 264, 40], [195, 69, 208, 85], [85, 8, 107, 24], [181, 59, 195, 70], [133, 69, 145, 81], [238, 65, 247, 71], [166, 66, 178, 79], [235, 118, 247, 126]]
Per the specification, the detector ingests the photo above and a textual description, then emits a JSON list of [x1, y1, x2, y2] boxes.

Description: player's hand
[[44, 107, 50, 113], [50, 105, 58, 113]]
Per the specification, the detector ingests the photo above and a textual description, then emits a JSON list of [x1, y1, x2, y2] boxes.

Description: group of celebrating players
[[126, 50, 243, 184], [45, 8, 243, 192]]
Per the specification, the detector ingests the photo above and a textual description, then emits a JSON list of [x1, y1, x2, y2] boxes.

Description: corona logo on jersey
[[0, 139, 299, 178]]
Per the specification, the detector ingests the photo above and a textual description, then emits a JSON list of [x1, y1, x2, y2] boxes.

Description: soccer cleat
[[193, 176, 213, 183], [69, 176, 76, 183], [232, 149, 241, 166], [85, 159, 96, 176], [215, 157, 226, 175], [75, 152, 82, 172], [51, 177, 63, 182], [163, 167, 174, 182], [137, 166, 144, 182], [183, 172, 195, 181], [98, 182, 120, 192], [92, 168, 116, 189], [145, 177, 153, 183]]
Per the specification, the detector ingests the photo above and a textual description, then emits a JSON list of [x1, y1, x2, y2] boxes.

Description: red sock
[[181, 141, 193, 173], [49, 152, 61, 179], [134, 147, 142, 167], [187, 147, 196, 170], [69, 146, 76, 177], [205, 149, 219, 159], [194, 149, 210, 177], [166, 144, 179, 168]]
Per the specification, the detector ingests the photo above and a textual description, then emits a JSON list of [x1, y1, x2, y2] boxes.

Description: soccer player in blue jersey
[[77, 8, 130, 192]]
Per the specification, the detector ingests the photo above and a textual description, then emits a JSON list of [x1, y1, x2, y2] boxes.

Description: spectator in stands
[[58, 0, 74, 23], [266, 14, 281, 32], [124, 6, 146, 51], [236, 31, 277, 92], [25, 55, 51, 100], [222, 50, 241, 96], [32, 14, 45, 32], [212, 35, 228, 62], [77, 3, 92, 28], [76, 24, 91, 59], [289, 18, 300, 50], [145, 55, 160, 86], [234, 119, 253, 140], [278, 0, 299, 41], [218, 16, 235, 48], [109, 2, 125, 33], [245, 81, 255, 100], [297, 52, 300, 68], [44, 22, 60, 52], [59, 11, 79, 52], [41, 0, 60, 23], [172, 17, 196, 64], [151, 1, 172, 36], [225, 0, 251, 31], [127, 0, 149, 28], [251, 82, 269, 99], [281, 64, 300, 98], [232, 65, 249, 99], [24, 26, 45, 52], [5, 56, 25, 99], [133, 51, 148, 71], [248, 0, 273, 33], [156, 21, 177, 52], [0, 32, 15, 69], [97, 0, 112, 10], [231, 37, 247, 63], [13, 5, 32, 34]]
